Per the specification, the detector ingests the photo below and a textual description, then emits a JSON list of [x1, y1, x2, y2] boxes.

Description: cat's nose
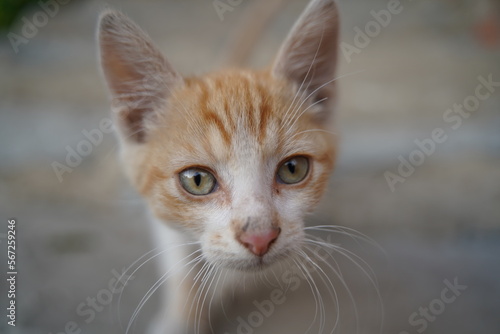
[[237, 227, 281, 257]]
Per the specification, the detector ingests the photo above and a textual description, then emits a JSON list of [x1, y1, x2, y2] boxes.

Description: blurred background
[[1, 0, 499, 333]]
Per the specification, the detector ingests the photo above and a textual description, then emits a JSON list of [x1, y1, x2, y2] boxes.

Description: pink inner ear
[[99, 10, 182, 143], [271, 0, 339, 121]]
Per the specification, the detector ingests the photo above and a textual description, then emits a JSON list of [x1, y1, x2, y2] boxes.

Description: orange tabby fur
[[98, 0, 339, 332]]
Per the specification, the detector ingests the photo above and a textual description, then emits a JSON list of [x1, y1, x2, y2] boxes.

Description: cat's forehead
[[162, 71, 305, 159], [182, 70, 288, 132]]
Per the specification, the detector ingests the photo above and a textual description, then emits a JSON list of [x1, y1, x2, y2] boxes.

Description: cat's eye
[[179, 168, 216, 196], [277, 156, 309, 184]]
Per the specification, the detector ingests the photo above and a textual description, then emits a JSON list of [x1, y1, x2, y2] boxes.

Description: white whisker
[[186, 261, 211, 332], [292, 257, 321, 334], [208, 268, 224, 334], [305, 225, 386, 255], [126, 249, 202, 334], [115, 241, 200, 328], [304, 233, 385, 334]]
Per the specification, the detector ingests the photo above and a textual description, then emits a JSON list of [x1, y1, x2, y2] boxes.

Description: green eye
[[277, 156, 309, 184], [179, 168, 216, 195]]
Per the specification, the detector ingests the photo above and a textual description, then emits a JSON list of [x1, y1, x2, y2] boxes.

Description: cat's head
[[98, 0, 339, 271]]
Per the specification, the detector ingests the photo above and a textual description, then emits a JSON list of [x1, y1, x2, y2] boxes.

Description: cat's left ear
[[272, 0, 339, 120], [98, 10, 183, 143]]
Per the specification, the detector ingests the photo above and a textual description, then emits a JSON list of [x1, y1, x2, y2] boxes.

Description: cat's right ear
[[98, 10, 182, 143], [272, 0, 339, 121]]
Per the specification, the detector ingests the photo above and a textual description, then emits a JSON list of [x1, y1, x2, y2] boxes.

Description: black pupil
[[287, 161, 296, 174], [194, 173, 202, 187]]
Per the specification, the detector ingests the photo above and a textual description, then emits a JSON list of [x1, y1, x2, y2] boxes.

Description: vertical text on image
[[6, 218, 17, 327]]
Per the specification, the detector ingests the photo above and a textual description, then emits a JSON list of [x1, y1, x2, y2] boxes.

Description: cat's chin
[[219, 260, 278, 272], [206, 251, 291, 272]]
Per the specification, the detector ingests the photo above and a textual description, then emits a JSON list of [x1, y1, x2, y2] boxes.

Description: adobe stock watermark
[[225, 235, 337, 334], [399, 277, 467, 334], [341, 0, 409, 64], [213, 0, 244, 21], [7, 0, 71, 54], [385, 74, 500, 192], [51, 117, 114, 182], [47, 267, 134, 334]]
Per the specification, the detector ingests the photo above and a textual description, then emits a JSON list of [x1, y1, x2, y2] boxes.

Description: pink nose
[[237, 228, 281, 256]]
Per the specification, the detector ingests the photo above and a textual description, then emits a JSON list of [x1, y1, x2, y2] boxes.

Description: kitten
[[98, 0, 339, 332]]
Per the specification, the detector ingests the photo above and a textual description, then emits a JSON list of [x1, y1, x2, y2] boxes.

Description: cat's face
[[98, 0, 339, 271], [135, 70, 336, 270]]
